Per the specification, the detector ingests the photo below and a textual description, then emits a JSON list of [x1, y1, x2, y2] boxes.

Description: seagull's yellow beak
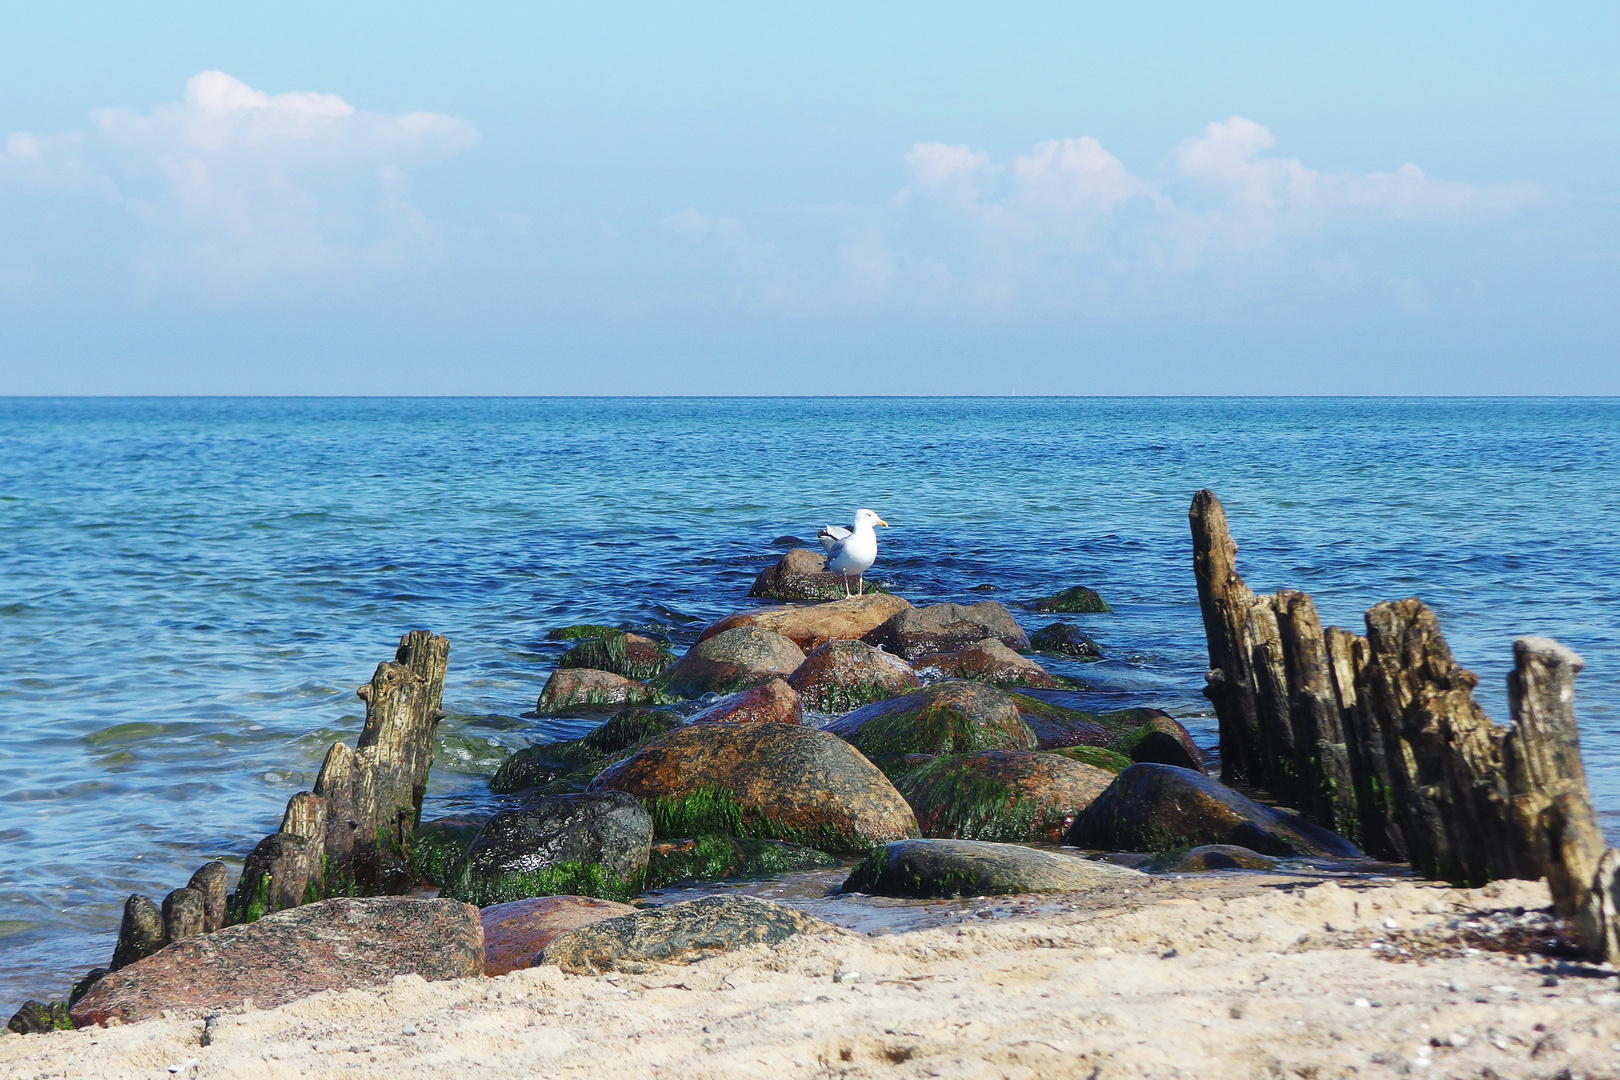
[[878, 519, 890, 528]]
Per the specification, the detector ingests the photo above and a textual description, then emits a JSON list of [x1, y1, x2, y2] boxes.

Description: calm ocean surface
[[2, 397, 1617, 1009]]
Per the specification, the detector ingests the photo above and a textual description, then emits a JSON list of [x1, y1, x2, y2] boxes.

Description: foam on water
[[1, 396, 1616, 1009]]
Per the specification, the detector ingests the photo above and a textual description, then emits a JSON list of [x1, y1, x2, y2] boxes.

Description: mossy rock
[[646, 834, 838, 888], [894, 750, 1114, 843], [546, 624, 620, 641], [411, 815, 487, 886], [785, 638, 921, 713], [1008, 694, 1205, 772], [1030, 586, 1112, 614], [825, 681, 1036, 759], [1028, 623, 1103, 659], [7, 999, 73, 1034], [651, 627, 806, 699], [841, 839, 1145, 899], [490, 708, 681, 795], [1044, 745, 1132, 773], [556, 631, 674, 682]]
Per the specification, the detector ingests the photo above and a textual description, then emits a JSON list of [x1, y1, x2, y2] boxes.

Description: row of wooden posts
[[99, 631, 449, 983], [1190, 489, 1620, 961]]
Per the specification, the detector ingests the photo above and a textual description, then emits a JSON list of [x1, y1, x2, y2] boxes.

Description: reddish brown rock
[[911, 638, 1061, 689], [480, 895, 636, 977], [786, 639, 921, 713], [688, 678, 804, 725], [652, 628, 806, 698], [863, 601, 1030, 659], [696, 594, 912, 652], [824, 681, 1037, 759], [895, 750, 1115, 843], [748, 548, 851, 602], [69, 897, 483, 1027], [537, 668, 650, 714]]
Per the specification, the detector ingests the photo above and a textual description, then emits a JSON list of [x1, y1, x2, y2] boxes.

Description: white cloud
[[0, 72, 478, 298]]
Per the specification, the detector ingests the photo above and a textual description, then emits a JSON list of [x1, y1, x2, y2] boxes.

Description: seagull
[[818, 508, 888, 596]]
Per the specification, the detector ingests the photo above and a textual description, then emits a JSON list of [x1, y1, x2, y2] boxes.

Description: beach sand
[[5, 875, 1618, 1079]]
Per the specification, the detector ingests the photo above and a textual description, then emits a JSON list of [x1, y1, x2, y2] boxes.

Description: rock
[[546, 624, 620, 641], [1028, 623, 1103, 659], [651, 627, 806, 698], [555, 631, 674, 681], [841, 839, 1145, 898], [591, 722, 918, 852], [7, 999, 71, 1034], [411, 814, 488, 886], [646, 835, 838, 888], [537, 668, 659, 714], [539, 896, 838, 975], [1066, 763, 1361, 857], [69, 897, 482, 1027], [1030, 586, 1112, 614], [688, 678, 803, 725], [863, 601, 1029, 659], [824, 681, 1037, 762], [911, 638, 1061, 689], [1009, 695, 1206, 773], [1148, 844, 1282, 873], [479, 895, 636, 977], [697, 594, 912, 652], [440, 791, 653, 906], [895, 750, 1114, 842], [785, 639, 920, 713], [748, 548, 850, 602], [1045, 745, 1132, 773], [490, 708, 682, 795]]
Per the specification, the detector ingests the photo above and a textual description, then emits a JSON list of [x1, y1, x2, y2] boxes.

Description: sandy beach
[[6, 874, 1617, 1079]]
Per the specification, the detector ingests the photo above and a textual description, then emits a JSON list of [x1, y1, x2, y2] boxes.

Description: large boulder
[[489, 708, 681, 795], [1147, 845, 1282, 873], [1010, 695, 1205, 773], [536, 668, 659, 714], [911, 638, 1061, 689], [824, 681, 1037, 761], [895, 750, 1114, 843], [646, 835, 838, 888], [591, 722, 918, 852], [1030, 586, 1112, 614], [411, 814, 487, 886], [1067, 763, 1361, 857], [480, 895, 636, 977], [687, 678, 803, 725], [540, 896, 838, 975], [786, 639, 920, 713], [440, 791, 653, 906], [651, 627, 806, 698], [841, 839, 1145, 899], [863, 601, 1029, 659], [1028, 623, 1103, 659], [748, 548, 852, 602], [556, 631, 674, 681], [697, 594, 912, 652], [69, 897, 482, 1027]]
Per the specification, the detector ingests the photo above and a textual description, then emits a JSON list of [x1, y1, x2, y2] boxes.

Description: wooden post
[[1275, 591, 1359, 838], [109, 895, 163, 971], [1325, 627, 1406, 860], [161, 888, 205, 944], [1245, 596, 1298, 800], [1504, 637, 1606, 917], [187, 862, 228, 933], [1189, 490, 1265, 785], [1582, 850, 1620, 964]]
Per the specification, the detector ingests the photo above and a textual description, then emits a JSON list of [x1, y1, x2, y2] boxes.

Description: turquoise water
[[2, 397, 1617, 1010]]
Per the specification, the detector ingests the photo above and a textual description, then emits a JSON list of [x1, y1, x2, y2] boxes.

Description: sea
[[2, 396, 1617, 1012]]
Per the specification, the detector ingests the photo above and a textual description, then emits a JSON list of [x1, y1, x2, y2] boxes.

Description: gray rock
[[841, 839, 1145, 898], [786, 638, 920, 713], [911, 638, 1061, 688], [536, 668, 655, 714], [748, 548, 851, 602], [539, 896, 839, 974], [652, 626, 807, 698], [556, 631, 673, 682], [863, 601, 1030, 659], [824, 681, 1037, 761]]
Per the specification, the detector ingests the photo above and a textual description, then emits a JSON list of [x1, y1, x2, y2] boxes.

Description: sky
[[0, 3, 1616, 395]]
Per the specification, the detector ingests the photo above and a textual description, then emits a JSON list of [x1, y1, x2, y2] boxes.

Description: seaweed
[[438, 860, 644, 907], [644, 834, 837, 889]]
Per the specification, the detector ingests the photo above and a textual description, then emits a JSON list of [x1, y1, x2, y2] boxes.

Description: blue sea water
[[1, 396, 1617, 1011]]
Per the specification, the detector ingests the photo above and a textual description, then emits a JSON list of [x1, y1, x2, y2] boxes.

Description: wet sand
[[5, 873, 1619, 1079]]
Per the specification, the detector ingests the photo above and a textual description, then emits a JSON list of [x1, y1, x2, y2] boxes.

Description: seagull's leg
[[857, 574, 864, 596]]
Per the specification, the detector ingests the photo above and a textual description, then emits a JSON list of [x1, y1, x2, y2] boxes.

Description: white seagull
[[817, 508, 889, 596]]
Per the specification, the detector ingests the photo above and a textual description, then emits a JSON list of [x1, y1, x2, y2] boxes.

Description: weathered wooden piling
[[108, 894, 163, 971]]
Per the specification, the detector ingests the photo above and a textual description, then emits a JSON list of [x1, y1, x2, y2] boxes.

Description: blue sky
[[0, 3, 1615, 394]]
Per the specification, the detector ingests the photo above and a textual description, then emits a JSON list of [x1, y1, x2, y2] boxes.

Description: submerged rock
[[70, 897, 482, 1028], [537, 668, 659, 714], [646, 834, 838, 888], [591, 722, 918, 852], [841, 839, 1145, 899], [652, 627, 806, 698], [1148, 844, 1283, 873], [440, 791, 653, 906], [556, 631, 674, 682], [786, 638, 920, 713], [863, 601, 1029, 659], [825, 681, 1037, 761], [480, 895, 636, 977], [895, 750, 1114, 843], [1010, 695, 1205, 773], [698, 594, 912, 652], [1067, 763, 1360, 857], [1028, 623, 1103, 659], [1030, 586, 1112, 614], [748, 548, 853, 602], [911, 638, 1061, 689], [687, 678, 803, 725], [540, 896, 838, 975], [489, 707, 681, 795]]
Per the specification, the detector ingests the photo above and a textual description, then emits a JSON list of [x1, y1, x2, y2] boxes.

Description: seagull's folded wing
[[817, 524, 852, 553]]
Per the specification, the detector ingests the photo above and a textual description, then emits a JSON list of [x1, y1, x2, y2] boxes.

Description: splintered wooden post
[[109, 894, 163, 971], [1505, 636, 1606, 918], [161, 887, 205, 944], [1275, 591, 1359, 838], [1582, 850, 1620, 964], [1189, 490, 1264, 785], [1244, 595, 1299, 801], [187, 862, 229, 933], [1325, 626, 1406, 860]]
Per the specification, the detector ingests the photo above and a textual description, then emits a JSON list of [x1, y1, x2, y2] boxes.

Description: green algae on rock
[[841, 838, 1145, 899], [894, 750, 1114, 843], [555, 631, 674, 682], [536, 668, 668, 714], [645, 834, 838, 888], [650, 626, 806, 698], [1008, 693, 1205, 773], [489, 707, 682, 795], [785, 638, 920, 713], [590, 722, 918, 853], [545, 624, 620, 642], [1030, 586, 1112, 614], [410, 815, 488, 887], [1044, 745, 1132, 773], [1028, 622, 1104, 659], [824, 680, 1037, 761]]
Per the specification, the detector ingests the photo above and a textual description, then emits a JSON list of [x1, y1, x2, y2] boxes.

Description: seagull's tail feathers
[[817, 524, 852, 553]]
